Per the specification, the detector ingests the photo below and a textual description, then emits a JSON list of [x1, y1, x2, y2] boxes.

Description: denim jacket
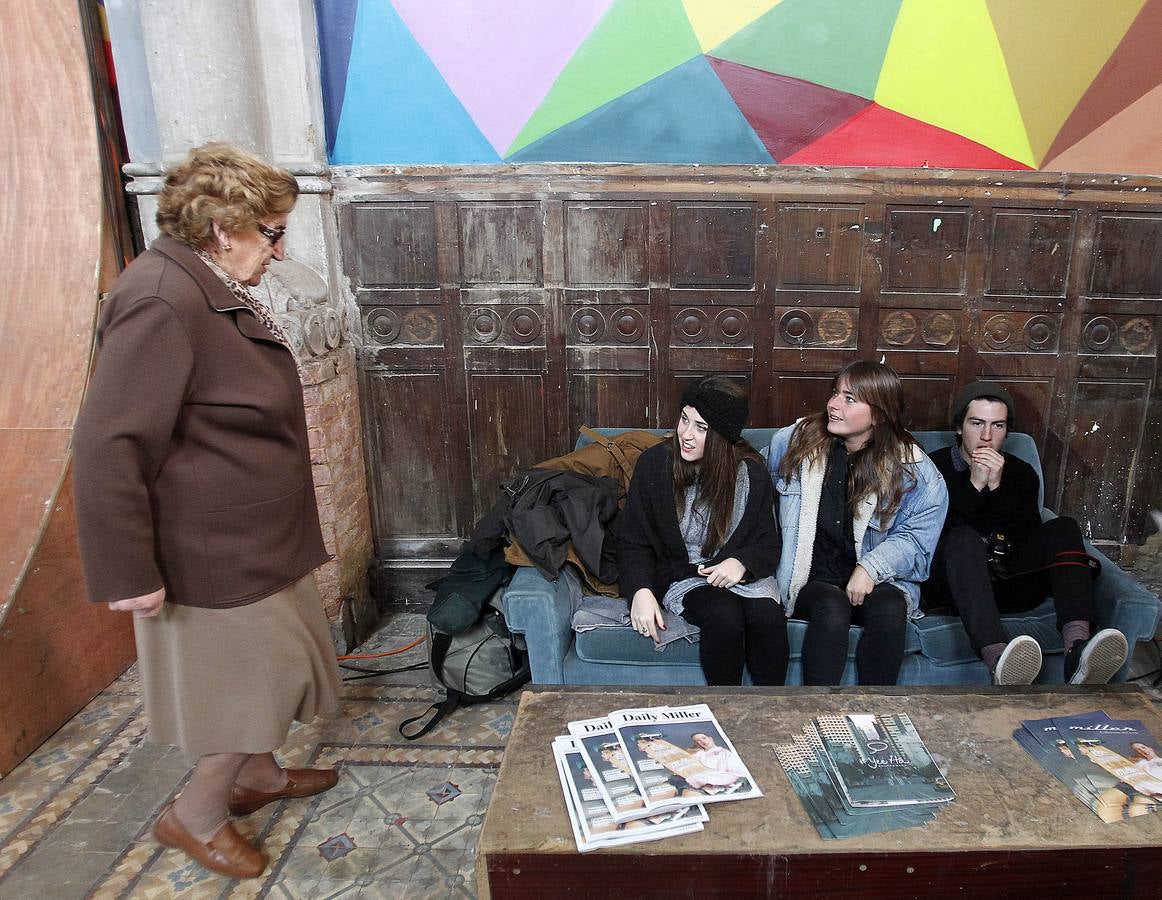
[[765, 423, 948, 618]]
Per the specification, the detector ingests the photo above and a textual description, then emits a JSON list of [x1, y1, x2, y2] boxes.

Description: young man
[[922, 382, 1129, 685]]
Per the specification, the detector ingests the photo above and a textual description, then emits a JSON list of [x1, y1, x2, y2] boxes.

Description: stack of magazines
[[773, 712, 956, 839], [1014, 710, 1162, 823], [552, 703, 762, 851]]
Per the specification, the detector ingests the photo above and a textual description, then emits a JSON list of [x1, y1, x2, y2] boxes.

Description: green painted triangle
[[711, 0, 902, 100], [506, 0, 702, 156]]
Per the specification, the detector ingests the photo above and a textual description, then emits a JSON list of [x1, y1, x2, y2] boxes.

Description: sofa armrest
[[502, 566, 574, 685], [1086, 540, 1162, 679]]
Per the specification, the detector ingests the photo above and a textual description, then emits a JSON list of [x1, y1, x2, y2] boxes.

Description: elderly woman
[[73, 143, 340, 880]]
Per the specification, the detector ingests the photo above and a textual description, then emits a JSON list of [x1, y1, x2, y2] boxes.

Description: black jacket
[[468, 468, 621, 583], [929, 446, 1043, 546], [615, 443, 781, 599]]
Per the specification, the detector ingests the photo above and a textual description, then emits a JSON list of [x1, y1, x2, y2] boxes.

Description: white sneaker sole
[[1069, 628, 1129, 685], [994, 635, 1042, 686]]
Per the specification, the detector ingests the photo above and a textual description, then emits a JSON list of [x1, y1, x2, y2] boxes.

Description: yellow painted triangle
[[987, 0, 1147, 166], [684, 0, 786, 53], [876, 0, 1035, 167]]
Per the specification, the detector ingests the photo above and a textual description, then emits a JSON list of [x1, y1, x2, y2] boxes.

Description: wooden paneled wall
[[333, 166, 1162, 567]]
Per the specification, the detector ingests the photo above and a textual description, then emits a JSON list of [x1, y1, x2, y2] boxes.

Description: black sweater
[[615, 442, 781, 599], [928, 446, 1043, 546]]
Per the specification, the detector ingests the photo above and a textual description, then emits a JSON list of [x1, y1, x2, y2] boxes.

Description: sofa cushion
[[573, 616, 925, 667], [911, 600, 1062, 666]]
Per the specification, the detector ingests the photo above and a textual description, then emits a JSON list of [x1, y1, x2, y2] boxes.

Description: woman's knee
[[804, 597, 851, 636], [862, 587, 908, 637], [686, 589, 746, 639]]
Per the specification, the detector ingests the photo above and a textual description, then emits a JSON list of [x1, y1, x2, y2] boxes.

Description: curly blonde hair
[[155, 142, 298, 248]]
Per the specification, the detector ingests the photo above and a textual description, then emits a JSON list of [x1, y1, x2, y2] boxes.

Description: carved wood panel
[[986, 211, 1074, 297], [458, 202, 543, 285], [466, 375, 548, 518], [363, 372, 458, 537], [1061, 379, 1149, 539], [564, 202, 648, 287], [884, 207, 969, 294], [1090, 214, 1162, 297], [337, 170, 1162, 565], [775, 204, 862, 292], [669, 202, 756, 288]]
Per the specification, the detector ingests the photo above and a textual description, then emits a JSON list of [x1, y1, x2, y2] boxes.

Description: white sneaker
[[993, 635, 1042, 685], [1066, 628, 1129, 685]]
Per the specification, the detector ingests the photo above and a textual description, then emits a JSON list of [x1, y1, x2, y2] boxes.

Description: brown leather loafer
[[152, 801, 267, 879], [228, 767, 340, 816]]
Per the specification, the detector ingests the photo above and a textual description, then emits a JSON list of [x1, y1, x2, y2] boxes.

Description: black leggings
[[793, 580, 908, 685], [682, 586, 789, 686]]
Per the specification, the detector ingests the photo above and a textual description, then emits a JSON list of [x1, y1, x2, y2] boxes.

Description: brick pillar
[[261, 255, 372, 622], [301, 349, 372, 620]]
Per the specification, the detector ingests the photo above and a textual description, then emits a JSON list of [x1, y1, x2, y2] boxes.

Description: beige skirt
[[134, 573, 341, 756]]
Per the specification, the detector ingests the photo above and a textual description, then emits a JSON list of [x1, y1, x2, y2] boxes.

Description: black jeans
[[682, 586, 789, 686], [921, 518, 1095, 655], [793, 580, 908, 685]]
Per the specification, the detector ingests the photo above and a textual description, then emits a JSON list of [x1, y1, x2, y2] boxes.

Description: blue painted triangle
[[507, 56, 773, 163], [331, 0, 499, 164], [315, 0, 359, 158]]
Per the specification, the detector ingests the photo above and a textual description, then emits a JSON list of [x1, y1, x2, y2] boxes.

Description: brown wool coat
[[72, 236, 329, 608]]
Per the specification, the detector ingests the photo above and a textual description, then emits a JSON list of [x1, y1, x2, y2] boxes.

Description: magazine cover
[[810, 713, 955, 808], [1014, 713, 1158, 823], [773, 743, 934, 839], [1011, 725, 1123, 822], [1051, 712, 1162, 811], [1019, 714, 1114, 805], [792, 731, 938, 826], [552, 738, 704, 852], [566, 716, 654, 821], [609, 704, 762, 810]]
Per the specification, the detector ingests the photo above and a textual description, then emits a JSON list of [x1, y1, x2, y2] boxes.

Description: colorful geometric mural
[[316, 0, 1162, 174]]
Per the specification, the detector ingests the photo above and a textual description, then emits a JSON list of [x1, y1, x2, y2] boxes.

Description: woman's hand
[[845, 565, 874, 606], [698, 557, 746, 589], [108, 587, 165, 618], [631, 589, 665, 641]]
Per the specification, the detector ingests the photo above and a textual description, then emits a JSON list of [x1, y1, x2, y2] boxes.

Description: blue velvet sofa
[[503, 428, 1161, 686]]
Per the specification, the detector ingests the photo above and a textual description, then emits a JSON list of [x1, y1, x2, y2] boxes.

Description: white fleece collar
[[787, 441, 923, 604]]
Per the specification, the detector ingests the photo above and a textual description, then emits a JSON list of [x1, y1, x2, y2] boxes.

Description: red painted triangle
[[782, 103, 1034, 170], [708, 56, 870, 161]]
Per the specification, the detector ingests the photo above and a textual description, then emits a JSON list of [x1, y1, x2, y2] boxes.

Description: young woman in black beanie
[[616, 376, 789, 685]]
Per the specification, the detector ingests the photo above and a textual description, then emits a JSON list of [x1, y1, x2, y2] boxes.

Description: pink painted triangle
[[783, 103, 1034, 170], [391, 0, 613, 155], [707, 56, 871, 161]]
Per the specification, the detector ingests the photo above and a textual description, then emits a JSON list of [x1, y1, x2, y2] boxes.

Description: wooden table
[[477, 685, 1162, 899]]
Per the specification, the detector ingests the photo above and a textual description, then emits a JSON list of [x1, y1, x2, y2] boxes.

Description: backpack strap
[[397, 629, 531, 740], [398, 631, 459, 740], [398, 691, 464, 740]]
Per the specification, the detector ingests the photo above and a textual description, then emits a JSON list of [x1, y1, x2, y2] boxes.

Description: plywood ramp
[[0, 2, 134, 775]]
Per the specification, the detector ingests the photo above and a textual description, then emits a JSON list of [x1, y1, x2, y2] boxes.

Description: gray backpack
[[399, 589, 529, 739]]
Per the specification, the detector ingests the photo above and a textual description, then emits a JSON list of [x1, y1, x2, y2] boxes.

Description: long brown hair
[[672, 377, 762, 556], [778, 360, 919, 521]]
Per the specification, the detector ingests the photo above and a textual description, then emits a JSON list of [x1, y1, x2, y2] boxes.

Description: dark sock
[[981, 642, 1006, 671], [1062, 620, 1090, 652]]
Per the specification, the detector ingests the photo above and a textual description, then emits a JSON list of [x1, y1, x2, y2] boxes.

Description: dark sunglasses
[[256, 223, 287, 246]]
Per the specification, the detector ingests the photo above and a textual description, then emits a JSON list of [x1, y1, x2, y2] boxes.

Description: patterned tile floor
[[3, 556, 1161, 900], [0, 612, 513, 900]]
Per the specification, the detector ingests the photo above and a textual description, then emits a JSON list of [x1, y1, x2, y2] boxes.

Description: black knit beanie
[[952, 381, 1015, 428], [680, 378, 748, 443]]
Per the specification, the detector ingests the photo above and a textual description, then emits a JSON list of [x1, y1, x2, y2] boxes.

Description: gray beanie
[[952, 381, 1015, 428]]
